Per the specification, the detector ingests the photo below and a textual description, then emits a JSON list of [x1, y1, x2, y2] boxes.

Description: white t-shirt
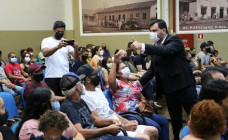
[[196, 51, 210, 65], [41, 37, 74, 78], [82, 88, 119, 120]]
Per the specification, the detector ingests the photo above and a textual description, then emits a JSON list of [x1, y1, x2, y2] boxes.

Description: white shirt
[[81, 88, 119, 120], [196, 51, 210, 65], [41, 37, 74, 78]]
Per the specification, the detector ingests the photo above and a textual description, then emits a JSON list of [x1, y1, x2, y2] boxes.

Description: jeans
[[125, 113, 169, 140], [0, 84, 23, 96]]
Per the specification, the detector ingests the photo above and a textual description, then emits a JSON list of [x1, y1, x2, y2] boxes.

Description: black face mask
[[103, 47, 106, 50], [82, 55, 88, 61], [91, 76, 100, 87], [206, 48, 211, 53], [33, 73, 44, 82], [0, 110, 8, 126], [55, 31, 64, 40], [191, 54, 196, 57]]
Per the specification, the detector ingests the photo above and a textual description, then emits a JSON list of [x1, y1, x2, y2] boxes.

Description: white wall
[[0, 0, 74, 30]]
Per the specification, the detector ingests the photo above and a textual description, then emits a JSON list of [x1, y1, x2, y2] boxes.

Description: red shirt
[[4, 62, 23, 84], [24, 80, 48, 100]]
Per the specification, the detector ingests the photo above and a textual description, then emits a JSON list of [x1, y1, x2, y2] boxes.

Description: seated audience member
[[20, 52, 32, 73], [108, 50, 169, 140], [124, 49, 138, 73], [201, 68, 226, 85], [97, 58, 110, 91], [196, 42, 212, 70], [27, 47, 38, 62], [20, 49, 28, 63], [183, 100, 226, 140], [102, 56, 112, 72], [0, 50, 6, 67], [0, 97, 16, 140], [79, 48, 89, 66], [101, 43, 111, 57], [60, 73, 125, 139], [69, 54, 80, 74], [24, 63, 65, 102], [16, 87, 81, 140], [30, 110, 84, 140], [134, 50, 147, 72], [0, 62, 23, 96], [76, 65, 158, 140], [4, 52, 30, 87], [91, 46, 103, 69], [38, 49, 45, 65], [181, 79, 228, 139]]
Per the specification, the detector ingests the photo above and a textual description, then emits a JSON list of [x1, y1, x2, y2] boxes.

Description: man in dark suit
[[131, 19, 198, 140]]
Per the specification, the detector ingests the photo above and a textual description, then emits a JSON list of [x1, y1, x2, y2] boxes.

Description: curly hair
[[16, 87, 53, 139], [189, 100, 225, 138], [39, 110, 69, 132]]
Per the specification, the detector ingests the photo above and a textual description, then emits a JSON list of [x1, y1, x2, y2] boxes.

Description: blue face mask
[[10, 57, 17, 63], [53, 101, 60, 111]]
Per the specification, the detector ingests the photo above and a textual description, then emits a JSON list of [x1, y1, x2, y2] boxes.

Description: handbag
[[137, 93, 154, 117]]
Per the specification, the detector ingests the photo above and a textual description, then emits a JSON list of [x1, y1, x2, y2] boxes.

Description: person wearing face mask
[[0, 97, 16, 140], [24, 63, 65, 103], [16, 87, 83, 140], [196, 42, 213, 70], [60, 72, 130, 140], [79, 48, 89, 66], [101, 43, 110, 57], [4, 52, 30, 87], [77, 63, 159, 140], [91, 46, 104, 69], [27, 47, 38, 63], [109, 50, 170, 140], [131, 19, 197, 140], [20, 52, 32, 73], [41, 21, 80, 97]]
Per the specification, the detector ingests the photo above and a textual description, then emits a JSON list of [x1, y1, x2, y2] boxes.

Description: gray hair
[[61, 85, 76, 97]]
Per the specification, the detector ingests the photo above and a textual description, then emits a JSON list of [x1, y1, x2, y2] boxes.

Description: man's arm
[[6, 73, 29, 82], [91, 111, 115, 127], [42, 40, 67, 57], [74, 123, 120, 139]]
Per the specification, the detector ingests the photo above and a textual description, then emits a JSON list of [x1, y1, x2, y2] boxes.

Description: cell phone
[[64, 40, 74, 45]]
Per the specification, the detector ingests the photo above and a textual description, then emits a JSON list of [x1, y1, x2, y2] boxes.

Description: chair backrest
[[0, 92, 18, 119], [11, 121, 20, 134], [104, 89, 114, 110], [99, 69, 105, 91]]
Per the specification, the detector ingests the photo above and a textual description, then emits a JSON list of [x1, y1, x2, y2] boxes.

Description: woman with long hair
[[16, 87, 84, 140], [20, 52, 32, 73]]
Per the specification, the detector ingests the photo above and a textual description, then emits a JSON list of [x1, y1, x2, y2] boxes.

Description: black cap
[[76, 64, 100, 77], [60, 72, 86, 91]]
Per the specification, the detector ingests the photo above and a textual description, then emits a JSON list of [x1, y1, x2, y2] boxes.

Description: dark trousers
[[165, 85, 198, 140], [45, 78, 63, 96]]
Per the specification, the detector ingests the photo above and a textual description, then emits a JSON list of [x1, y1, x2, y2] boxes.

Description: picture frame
[[79, 0, 160, 36], [175, 0, 228, 34]]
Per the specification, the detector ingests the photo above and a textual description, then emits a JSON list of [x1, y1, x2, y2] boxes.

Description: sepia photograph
[[176, 0, 228, 33], [79, 0, 158, 36]]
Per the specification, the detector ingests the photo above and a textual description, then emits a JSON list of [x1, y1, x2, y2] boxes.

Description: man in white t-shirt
[[76, 64, 158, 140], [41, 21, 79, 96], [196, 42, 212, 70]]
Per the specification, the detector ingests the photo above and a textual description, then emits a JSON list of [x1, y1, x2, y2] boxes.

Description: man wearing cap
[[77, 64, 158, 140], [60, 72, 122, 139], [24, 63, 47, 100], [196, 42, 212, 70]]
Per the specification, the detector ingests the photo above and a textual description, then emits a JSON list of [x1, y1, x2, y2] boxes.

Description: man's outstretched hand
[[131, 37, 142, 50]]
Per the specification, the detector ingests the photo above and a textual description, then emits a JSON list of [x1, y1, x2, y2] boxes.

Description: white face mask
[[10, 57, 17, 63], [99, 50, 104, 56], [150, 32, 160, 43], [24, 57, 31, 62], [106, 63, 112, 69], [121, 67, 131, 78]]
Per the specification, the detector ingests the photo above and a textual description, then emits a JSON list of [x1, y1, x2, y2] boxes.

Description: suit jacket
[[139, 34, 195, 94]]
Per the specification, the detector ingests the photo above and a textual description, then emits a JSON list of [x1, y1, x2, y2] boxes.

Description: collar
[[155, 34, 168, 46]]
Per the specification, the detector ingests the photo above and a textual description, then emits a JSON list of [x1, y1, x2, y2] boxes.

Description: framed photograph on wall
[[175, 0, 228, 34], [79, 0, 160, 36]]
